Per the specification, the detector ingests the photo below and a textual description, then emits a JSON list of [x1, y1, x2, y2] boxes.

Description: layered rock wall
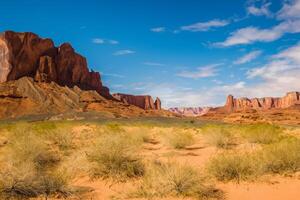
[[112, 93, 161, 110], [225, 92, 300, 111]]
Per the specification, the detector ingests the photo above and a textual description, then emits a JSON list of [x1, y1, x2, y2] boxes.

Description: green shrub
[[208, 153, 256, 182], [132, 161, 223, 199], [258, 138, 300, 174], [87, 133, 144, 181], [203, 126, 233, 148], [241, 123, 283, 144], [164, 131, 195, 149]]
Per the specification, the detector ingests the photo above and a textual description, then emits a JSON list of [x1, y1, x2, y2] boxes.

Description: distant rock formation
[[0, 31, 111, 99], [168, 107, 211, 116], [112, 93, 161, 110], [224, 92, 300, 111]]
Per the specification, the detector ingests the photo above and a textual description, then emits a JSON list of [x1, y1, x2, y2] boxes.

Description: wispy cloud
[[181, 19, 229, 32], [177, 63, 221, 79], [215, 20, 300, 46], [234, 50, 262, 64], [92, 38, 119, 45], [277, 0, 300, 20], [113, 49, 135, 56], [247, 2, 273, 17], [92, 38, 104, 44], [101, 72, 125, 78], [150, 27, 166, 32], [143, 62, 166, 66]]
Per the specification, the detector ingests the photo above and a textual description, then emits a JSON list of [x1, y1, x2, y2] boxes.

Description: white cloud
[[215, 20, 300, 46], [177, 63, 221, 79], [143, 62, 166, 66], [150, 27, 166, 32], [277, 0, 300, 19], [234, 50, 262, 64], [181, 19, 229, 32], [92, 38, 119, 45], [113, 50, 135, 56], [108, 40, 119, 45], [247, 2, 272, 17], [92, 38, 105, 44]]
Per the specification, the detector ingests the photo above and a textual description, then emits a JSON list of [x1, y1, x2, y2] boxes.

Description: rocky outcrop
[[0, 77, 172, 119], [112, 93, 161, 110], [224, 92, 300, 111], [168, 107, 211, 117], [0, 31, 111, 98]]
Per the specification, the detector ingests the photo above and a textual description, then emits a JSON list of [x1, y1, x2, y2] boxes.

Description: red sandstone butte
[[112, 93, 161, 110], [0, 31, 111, 99], [224, 92, 300, 111]]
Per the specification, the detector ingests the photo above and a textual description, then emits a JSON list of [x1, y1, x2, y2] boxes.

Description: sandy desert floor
[[0, 118, 299, 200]]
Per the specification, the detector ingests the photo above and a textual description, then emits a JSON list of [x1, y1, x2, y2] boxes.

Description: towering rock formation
[[224, 92, 300, 111], [0, 31, 111, 98], [112, 93, 161, 110]]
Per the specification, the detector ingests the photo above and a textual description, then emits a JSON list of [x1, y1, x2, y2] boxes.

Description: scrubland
[[0, 118, 300, 199]]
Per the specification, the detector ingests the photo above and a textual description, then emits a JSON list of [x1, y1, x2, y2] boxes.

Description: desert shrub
[[132, 161, 223, 199], [208, 153, 256, 182], [104, 122, 124, 132], [202, 126, 233, 148], [46, 128, 74, 151], [0, 131, 71, 199], [258, 138, 300, 174], [164, 131, 195, 149], [87, 133, 144, 181], [241, 123, 283, 144]]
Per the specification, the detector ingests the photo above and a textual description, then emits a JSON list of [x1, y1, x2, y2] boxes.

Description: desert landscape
[[1, 1, 300, 200]]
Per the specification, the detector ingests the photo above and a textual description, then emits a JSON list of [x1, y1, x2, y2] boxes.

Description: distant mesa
[[224, 92, 300, 112], [112, 93, 161, 110], [168, 107, 211, 117]]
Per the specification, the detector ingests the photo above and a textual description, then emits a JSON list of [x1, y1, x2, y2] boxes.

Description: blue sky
[[1, 0, 300, 107]]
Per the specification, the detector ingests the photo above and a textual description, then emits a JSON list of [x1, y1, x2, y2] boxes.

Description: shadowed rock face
[[0, 31, 111, 99], [112, 93, 161, 110], [224, 92, 300, 111]]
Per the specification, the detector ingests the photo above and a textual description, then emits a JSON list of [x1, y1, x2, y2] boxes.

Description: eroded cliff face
[[225, 92, 300, 111], [168, 107, 211, 116], [0, 31, 111, 99], [112, 93, 162, 110]]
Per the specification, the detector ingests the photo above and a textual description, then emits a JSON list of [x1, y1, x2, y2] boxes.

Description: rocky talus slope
[[0, 77, 172, 119]]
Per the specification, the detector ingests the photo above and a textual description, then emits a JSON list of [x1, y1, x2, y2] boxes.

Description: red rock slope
[[0, 31, 111, 98]]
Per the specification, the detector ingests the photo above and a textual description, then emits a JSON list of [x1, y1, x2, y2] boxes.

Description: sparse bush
[[241, 123, 283, 144], [208, 153, 256, 182], [0, 131, 71, 199], [87, 133, 144, 181], [258, 138, 300, 174], [104, 122, 124, 132], [132, 161, 223, 199], [203, 126, 233, 148], [164, 131, 195, 149]]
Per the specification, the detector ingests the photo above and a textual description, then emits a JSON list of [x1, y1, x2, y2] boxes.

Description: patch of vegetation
[[164, 131, 195, 149], [0, 132, 72, 199], [202, 125, 234, 148], [87, 133, 145, 181], [131, 161, 223, 200], [258, 138, 300, 174], [207, 137, 300, 182], [241, 123, 283, 144]]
